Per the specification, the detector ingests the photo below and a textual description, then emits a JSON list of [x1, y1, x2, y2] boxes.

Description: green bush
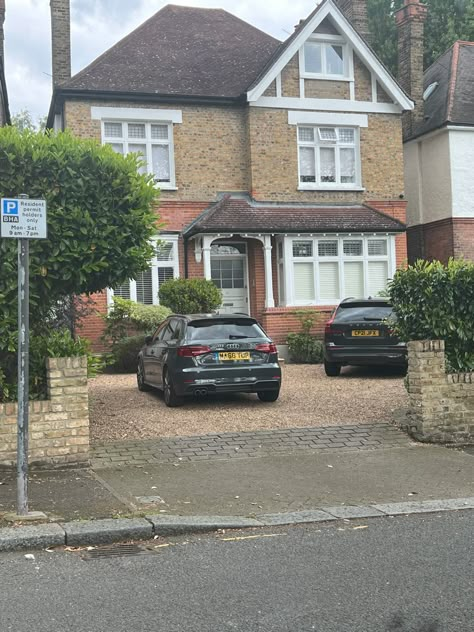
[[388, 258, 474, 372], [287, 334, 324, 364], [286, 310, 323, 364], [102, 297, 171, 347], [111, 335, 146, 373], [158, 277, 222, 314], [0, 329, 103, 403]]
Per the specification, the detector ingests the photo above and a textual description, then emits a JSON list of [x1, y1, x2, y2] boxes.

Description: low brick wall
[[0, 357, 90, 467], [403, 340, 474, 444]]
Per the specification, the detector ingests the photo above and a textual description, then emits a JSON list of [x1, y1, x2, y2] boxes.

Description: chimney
[[335, 0, 370, 43], [50, 0, 71, 88], [396, 0, 428, 138], [0, 0, 5, 65]]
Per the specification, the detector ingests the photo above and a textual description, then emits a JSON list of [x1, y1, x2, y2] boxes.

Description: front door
[[211, 244, 248, 314]]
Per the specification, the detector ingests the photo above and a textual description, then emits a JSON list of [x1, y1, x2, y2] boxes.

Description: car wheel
[[257, 389, 280, 402], [137, 360, 152, 392], [324, 361, 341, 377], [163, 368, 183, 407]]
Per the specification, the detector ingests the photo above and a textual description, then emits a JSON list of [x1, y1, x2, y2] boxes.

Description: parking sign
[[1, 197, 47, 239]]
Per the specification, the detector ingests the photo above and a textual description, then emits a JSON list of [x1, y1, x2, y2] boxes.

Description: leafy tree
[[368, 0, 474, 75], [0, 127, 158, 390], [11, 109, 46, 132], [158, 278, 222, 314]]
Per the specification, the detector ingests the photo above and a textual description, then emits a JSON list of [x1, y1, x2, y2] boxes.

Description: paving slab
[[0, 524, 65, 552], [96, 443, 474, 517], [62, 518, 152, 546]]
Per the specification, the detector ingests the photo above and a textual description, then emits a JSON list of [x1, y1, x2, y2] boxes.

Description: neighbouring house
[[47, 0, 413, 351], [403, 37, 474, 262], [0, 0, 10, 126]]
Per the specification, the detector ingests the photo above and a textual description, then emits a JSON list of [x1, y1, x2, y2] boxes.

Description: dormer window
[[303, 40, 346, 78]]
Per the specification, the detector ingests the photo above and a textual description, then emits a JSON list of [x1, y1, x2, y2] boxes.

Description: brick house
[[47, 0, 413, 350]]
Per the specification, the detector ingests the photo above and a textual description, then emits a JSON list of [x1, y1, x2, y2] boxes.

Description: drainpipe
[[184, 236, 189, 278]]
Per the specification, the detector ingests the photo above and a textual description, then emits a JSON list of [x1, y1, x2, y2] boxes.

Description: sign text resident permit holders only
[[1, 197, 47, 239]]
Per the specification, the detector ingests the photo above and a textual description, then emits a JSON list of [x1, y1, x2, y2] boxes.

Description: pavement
[[0, 422, 473, 551]]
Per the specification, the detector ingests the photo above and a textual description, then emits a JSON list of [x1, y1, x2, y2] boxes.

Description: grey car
[[137, 313, 282, 407]]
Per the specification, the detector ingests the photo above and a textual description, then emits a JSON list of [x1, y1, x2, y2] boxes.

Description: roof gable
[[64, 4, 280, 99], [247, 0, 413, 111]]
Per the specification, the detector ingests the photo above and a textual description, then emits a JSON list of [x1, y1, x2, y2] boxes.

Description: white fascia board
[[247, 0, 414, 112], [91, 106, 183, 123], [253, 96, 402, 115], [288, 110, 368, 127]]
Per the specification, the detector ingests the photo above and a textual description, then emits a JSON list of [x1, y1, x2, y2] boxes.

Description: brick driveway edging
[[91, 423, 413, 469]]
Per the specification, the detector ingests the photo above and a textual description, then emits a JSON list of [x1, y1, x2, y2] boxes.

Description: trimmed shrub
[[286, 310, 323, 364], [102, 297, 171, 347], [158, 277, 222, 314], [111, 335, 146, 373], [388, 258, 474, 372]]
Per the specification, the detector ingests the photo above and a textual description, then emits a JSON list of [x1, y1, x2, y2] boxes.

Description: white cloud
[[4, 0, 319, 119]]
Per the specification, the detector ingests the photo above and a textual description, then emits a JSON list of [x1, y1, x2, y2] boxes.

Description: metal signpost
[[1, 195, 47, 516]]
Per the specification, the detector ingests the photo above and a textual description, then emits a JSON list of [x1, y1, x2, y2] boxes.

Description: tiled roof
[[183, 196, 406, 236], [416, 41, 474, 138], [63, 4, 280, 99]]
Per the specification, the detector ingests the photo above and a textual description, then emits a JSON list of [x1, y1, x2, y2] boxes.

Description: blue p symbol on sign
[[3, 200, 19, 215]]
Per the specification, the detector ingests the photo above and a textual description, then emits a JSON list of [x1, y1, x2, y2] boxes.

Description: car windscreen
[[335, 304, 394, 322], [187, 319, 266, 341]]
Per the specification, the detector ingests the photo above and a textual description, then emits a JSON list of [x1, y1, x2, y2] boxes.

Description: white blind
[[294, 263, 315, 301], [344, 261, 364, 298], [113, 281, 130, 300], [299, 147, 315, 181], [158, 267, 174, 287], [152, 145, 170, 182], [319, 262, 339, 301], [136, 269, 153, 305], [367, 261, 388, 297]]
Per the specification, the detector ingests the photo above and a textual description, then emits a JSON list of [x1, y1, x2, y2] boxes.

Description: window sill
[[155, 185, 178, 191], [298, 186, 365, 192], [301, 74, 351, 82]]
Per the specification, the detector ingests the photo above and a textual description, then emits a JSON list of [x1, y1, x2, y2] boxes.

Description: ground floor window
[[278, 235, 394, 306], [110, 236, 179, 305]]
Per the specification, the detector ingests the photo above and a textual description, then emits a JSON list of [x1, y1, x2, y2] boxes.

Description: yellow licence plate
[[352, 330, 380, 337], [219, 352, 251, 361]]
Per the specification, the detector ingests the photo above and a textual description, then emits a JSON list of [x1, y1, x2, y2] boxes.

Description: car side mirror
[[145, 335, 153, 345]]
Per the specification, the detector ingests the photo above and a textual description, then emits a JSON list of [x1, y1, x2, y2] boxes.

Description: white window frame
[[297, 125, 362, 190], [277, 235, 395, 307], [108, 235, 180, 307], [301, 34, 349, 81]]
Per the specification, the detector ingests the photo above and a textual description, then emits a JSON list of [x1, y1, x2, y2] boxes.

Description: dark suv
[[323, 298, 407, 376], [137, 314, 282, 406]]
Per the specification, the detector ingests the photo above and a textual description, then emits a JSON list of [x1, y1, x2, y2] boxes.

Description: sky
[[5, 0, 320, 121]]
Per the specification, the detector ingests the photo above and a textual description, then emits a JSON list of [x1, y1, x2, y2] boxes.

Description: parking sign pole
[[16, 194, 30, 516]]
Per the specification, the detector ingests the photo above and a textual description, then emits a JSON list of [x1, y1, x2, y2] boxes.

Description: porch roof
[[183, 195, 406, 237]]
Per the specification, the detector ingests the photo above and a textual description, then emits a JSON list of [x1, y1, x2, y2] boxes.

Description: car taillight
[[255, 343, 277, 354], [324, 317, 343, 336], [177, 345, 212, 357]]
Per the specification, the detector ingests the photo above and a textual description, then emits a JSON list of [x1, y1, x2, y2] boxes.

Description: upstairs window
[[103, 121, 175, 188], [297, 126, 360, 189], [303, 41, 345, 77]]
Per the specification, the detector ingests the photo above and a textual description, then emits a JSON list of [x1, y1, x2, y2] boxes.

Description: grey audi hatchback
[[137, 314, 282, 407]]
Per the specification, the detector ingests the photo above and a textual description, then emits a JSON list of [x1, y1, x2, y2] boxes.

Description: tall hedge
[[0, 127, 158, 394], [158, 278, 222, 314], [388, 259, 474, 372]]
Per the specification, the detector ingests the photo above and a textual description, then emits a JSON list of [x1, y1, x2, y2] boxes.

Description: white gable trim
[[91, 106, 183, 123], [288, 111, 368, 127], [253, 96, 402, 115], [247, 0, 413, 111]]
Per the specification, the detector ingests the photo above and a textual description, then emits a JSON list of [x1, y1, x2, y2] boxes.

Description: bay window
[[111, 237, 179, 306], [298, 126, 360, 189], [280, 235, 393, 306]]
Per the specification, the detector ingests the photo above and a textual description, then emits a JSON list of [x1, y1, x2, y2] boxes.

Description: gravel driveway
[[89, 364, 408, 442]]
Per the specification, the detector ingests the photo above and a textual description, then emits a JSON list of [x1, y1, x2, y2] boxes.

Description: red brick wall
[[407, 218, 474, 264], [261, 307, 334, 345], [76, 291, 108, 351]]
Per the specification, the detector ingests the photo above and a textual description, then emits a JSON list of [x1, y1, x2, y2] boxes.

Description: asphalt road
[[0, 512, 472, 632]]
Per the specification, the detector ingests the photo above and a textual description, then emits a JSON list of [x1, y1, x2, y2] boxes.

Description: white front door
[[211, 255, 248, 314]]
